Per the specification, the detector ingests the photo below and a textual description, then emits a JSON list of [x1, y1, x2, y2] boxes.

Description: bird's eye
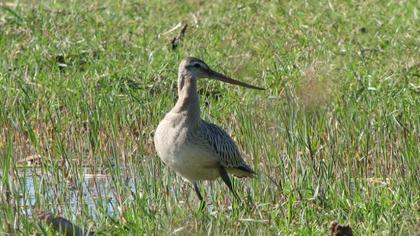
[[192, 63, 201, 68]]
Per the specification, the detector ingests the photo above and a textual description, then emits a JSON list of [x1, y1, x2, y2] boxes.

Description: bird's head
[[179, 57, 264, 90]]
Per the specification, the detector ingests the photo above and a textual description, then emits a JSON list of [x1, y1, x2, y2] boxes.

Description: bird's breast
[[154, 113, 196, 163], [154, 113, 219, 180]]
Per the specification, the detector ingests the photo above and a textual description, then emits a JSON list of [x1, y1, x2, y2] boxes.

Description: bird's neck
[[171, 74, 201, 122]]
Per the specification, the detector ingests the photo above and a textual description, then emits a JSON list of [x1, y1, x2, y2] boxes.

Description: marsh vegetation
[[0, 0, 419, 234]]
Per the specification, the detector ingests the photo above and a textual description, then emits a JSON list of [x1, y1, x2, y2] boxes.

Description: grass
[[0, 0, 419, 234]]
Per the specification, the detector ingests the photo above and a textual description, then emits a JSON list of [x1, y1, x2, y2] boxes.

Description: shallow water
[[1, 167, 138, 221]]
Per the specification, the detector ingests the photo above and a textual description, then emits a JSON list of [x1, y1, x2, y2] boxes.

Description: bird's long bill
[[208, 69, 265, 90]]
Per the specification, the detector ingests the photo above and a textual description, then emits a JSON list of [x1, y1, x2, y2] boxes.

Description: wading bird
[[154, 57, 264, 203]]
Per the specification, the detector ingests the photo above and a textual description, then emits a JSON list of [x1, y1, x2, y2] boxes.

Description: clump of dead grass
[[296, 61, 338, 110]]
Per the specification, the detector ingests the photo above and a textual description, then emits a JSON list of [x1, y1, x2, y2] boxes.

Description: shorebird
[[154, 57, 264, 203]]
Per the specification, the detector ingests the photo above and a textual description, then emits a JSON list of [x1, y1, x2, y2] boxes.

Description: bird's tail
[[228, 165, 256, 178]]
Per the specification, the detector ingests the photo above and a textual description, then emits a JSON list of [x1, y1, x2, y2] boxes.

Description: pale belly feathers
[[154, 113, 220, 181]]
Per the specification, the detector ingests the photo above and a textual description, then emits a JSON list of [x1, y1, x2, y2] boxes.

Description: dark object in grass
[[359, 27, 367, 33], [330, 222, 353, 236], [56, 54, 67, 70], [171, 24, 188, 50], [36, 210, 94, 236]]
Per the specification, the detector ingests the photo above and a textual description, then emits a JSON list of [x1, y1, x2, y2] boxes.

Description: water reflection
[[1, 167, 138, 221]]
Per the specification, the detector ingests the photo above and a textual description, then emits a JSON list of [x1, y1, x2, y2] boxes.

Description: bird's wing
[[190, 120, 254, 176]]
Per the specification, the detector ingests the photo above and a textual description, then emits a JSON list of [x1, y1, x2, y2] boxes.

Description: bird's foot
[[198, 200, 207, 212]]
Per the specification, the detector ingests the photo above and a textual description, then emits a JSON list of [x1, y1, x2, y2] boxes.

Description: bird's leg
[[193, 182, 207, 211], [193, 182, 204, 202], [219, 166, 240, 201]]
